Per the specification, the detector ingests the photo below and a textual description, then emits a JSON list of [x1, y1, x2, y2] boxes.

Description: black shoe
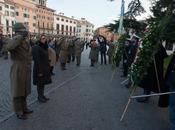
[[24, 109, 33, 114], [136, 97, 149, 103], [51, 73, 55, 76], [43, 96, 50, 101], [38, 97, 47, 103], [76, 64, 80, 66], [17, 114, 28, 120], [125, 84, 130, 88], [4, 57, 8, 60], [121, 75, 127, 78], [90, 64, 94, 67], [61, 68, 67, 70]]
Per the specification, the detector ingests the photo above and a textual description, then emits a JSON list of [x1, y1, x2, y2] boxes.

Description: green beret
[[13, 22, 27, 32]]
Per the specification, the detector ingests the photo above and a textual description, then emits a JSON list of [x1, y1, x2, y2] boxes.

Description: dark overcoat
[[32, 42, 51, 86], [139, 45, 167, 93], [159, 52, 175, 107]]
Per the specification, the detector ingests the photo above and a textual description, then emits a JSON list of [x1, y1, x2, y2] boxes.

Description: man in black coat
[[98, 36, 107, 65], [122, 39, 130, 77], [125, 36, 139, 88]]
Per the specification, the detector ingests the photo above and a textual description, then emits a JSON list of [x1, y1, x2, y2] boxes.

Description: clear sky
[[47, 0, 152, 29]]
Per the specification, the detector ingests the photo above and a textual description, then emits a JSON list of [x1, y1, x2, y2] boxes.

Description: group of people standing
[[0, 25, 115, 120], [0, 22, 86, 120], [120, 34, 175, 130], [88, 35, 115, 67]]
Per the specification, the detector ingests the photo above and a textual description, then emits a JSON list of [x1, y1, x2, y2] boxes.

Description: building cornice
[[54, 14, 78, 22], [4, 0, 15, 5], [36, 5, 55, 12], [14, 2, 36, 11], [0, 1, 5, 4]]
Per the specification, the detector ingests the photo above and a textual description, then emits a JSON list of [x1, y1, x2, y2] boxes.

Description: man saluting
[[4, 23, 33, 120]]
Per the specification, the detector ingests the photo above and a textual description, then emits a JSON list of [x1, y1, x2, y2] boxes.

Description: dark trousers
[[61, 63, 66, 70], [100, 52, 106, 64], [123, 63, 128, 76], [67, 54, 71, 63], [91, 60, 95, 66], [37, 85, 45, 99], [76, 55, 81, 65], [50, 66, 54, 74], [67, 54, 75, 62], [72, 55, 75, 62], [13, 97, 27, 115]]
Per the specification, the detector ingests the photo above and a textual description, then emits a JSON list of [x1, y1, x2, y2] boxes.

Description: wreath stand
[[120, 56, 175, 121]]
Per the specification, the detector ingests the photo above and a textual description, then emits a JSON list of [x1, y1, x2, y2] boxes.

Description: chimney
[[81, 18, 86, 21], [59, 12, 64, 16]]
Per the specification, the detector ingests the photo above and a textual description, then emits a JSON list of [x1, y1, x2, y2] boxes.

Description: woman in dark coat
[[32, 34, 52, 103]]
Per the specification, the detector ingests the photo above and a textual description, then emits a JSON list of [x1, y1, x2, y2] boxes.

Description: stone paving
[[0, 50, 89, 122], [0, 49, 169, 130]]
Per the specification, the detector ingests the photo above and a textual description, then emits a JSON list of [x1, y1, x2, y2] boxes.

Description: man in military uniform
[[4, 23, 33, 120], [59, 37, 69, 70], [67, 37, 75, 63], [74, 38, 84, 66]]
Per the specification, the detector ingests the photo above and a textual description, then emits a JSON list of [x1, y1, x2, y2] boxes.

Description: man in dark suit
[[98, 36, 107, 65]]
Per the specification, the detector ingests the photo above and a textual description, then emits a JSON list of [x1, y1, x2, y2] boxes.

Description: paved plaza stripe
[[0, 72, 83, 123]]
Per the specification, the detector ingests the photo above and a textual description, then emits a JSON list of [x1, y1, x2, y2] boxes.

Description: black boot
[[61, 63, 66, 70], [37, 85, 46, 103], [16, 114, 28, 120], [136, 90, 150, 103], [50, 66, 55, 75]]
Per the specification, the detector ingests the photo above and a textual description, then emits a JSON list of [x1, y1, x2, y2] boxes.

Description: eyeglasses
[[41, 37, 46, 40]]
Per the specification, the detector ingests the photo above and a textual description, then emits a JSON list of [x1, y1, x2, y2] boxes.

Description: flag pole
[[118, 0, 125, 35]]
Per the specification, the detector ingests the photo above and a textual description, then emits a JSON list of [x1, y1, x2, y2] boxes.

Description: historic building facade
[[76, 18, 94, 42], [95, 27, 119, 42], [54, 13, 77, 36], [0, 0, 5, 33], [14, 0, 37, 34], [36, 5, 55, 34], [0, 0, 95, 37], [3, 0, 15, 36]]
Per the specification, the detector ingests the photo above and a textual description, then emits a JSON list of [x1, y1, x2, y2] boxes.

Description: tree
[[124, 0, 145, 19], [151, 0, 175, 43], [105, 19, 147, 35], [105, 0, 146, 35]]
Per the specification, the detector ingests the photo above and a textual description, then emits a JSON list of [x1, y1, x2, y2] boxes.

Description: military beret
[[13, 22, 28, 32]]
